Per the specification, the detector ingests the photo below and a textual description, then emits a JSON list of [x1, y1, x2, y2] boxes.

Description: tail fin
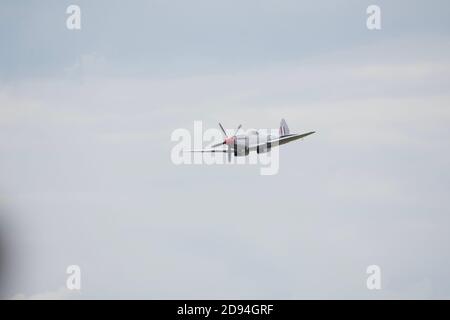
[[279, 118, 290, 136]]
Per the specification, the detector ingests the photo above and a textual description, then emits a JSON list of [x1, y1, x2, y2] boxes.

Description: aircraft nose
[[225, 137, 235, 145]]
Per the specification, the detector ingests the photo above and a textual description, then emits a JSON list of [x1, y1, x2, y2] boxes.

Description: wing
[[187, 148, 229, 153], [249, 131, 315, 151]]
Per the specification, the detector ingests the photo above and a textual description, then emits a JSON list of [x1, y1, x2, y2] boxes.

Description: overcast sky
[[1, 0, 450, 299]]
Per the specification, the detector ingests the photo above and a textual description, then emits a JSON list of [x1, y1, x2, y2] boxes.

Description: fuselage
[[224, 132, 278, 149]]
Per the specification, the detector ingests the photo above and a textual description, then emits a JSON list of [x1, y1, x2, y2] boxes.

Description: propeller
[[218, 123, 227, 138], [211, 123, 242, 161], [233, 124, 242, 137], [210, 123, 242, 148]]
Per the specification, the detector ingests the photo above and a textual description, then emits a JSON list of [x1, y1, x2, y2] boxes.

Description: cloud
[[1, 6, 450, 299], [64, 53, 108, 80], [11, 287, 80, 300]]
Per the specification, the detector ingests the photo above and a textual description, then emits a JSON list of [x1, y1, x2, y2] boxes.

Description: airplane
[[189, 119, 315, 161]]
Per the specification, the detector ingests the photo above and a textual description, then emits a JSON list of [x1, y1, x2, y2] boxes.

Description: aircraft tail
[[279, 118, 290, 136]]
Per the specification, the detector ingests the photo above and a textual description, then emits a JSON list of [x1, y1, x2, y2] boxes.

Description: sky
[[0, 0, 450, 299]]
